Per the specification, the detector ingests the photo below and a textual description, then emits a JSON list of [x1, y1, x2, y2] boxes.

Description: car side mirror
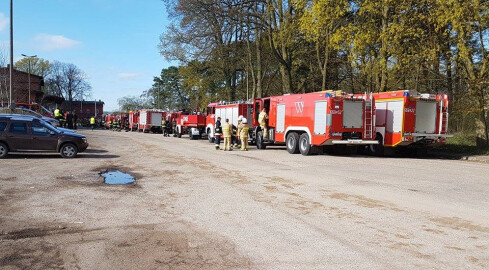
[[50, 131, 56, 135]]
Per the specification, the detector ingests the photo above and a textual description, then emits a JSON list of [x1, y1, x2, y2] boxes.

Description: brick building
[[61, 100, 104, 120], [0, 67, 44, 106]]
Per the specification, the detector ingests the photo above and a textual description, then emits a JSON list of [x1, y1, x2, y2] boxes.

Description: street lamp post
[[21, 54, 37, 104], [9, 0, 14, 108]]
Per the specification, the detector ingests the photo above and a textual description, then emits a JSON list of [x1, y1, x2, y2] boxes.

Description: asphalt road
[[1, 129, 488, 269]]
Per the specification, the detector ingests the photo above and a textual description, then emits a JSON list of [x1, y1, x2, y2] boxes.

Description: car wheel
[[299, 133, 312, 156], [0, 142, 8, 158], [286, 132, 300, 154], [60, 143, 78, 158]]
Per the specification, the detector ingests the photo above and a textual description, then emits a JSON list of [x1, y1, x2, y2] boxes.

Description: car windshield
[[24, 109, 43, 118], [39, 119, 60, 133]]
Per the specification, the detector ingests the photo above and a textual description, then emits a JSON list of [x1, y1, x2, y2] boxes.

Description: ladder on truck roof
[[214, 100, 252, 105], [440, 105, 449, 134], [364, 94, 374, 139]]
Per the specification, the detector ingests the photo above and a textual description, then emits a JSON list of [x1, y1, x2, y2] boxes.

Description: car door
[[6, 122, 32, 150], [31, 123, 59, 151]]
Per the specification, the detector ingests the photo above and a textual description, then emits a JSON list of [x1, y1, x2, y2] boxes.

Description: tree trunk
[[255, 30, 262, 98], [379, 5, 389, 92], [317, 40, 329, 91]]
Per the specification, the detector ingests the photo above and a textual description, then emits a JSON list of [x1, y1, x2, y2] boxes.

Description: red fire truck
[[371, 90, 451, 155], [174, 111, 206, 139], [138, 109, 163, 133], [128, 111, 139, 131], [104, 114, 117, 129], [205, 101, 253, 142], [252, 91, 378, 155]]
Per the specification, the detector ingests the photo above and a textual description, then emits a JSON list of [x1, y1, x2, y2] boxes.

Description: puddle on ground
[[101, 170, 135, 185]]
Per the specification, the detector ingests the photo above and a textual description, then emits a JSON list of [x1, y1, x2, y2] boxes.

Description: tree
[[152, 66, 189, 110], [45, 61, 91, 109], [295, 0, 349, 91], [117, 95, 151, 112], [14, 57, 51, 78], [439, 0, 489, 144]]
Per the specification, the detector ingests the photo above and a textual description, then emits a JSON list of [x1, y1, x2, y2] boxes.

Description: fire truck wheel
[[286, 132, 300, 154], [299, 133, 312, 156], [208, 131, 214, 143], [256, 131, 267, 149], [369, 134, 384, 156]]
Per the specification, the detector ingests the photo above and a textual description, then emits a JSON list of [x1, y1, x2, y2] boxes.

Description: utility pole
[[21, 54, 37, 104], [9, 0, 14, 108]]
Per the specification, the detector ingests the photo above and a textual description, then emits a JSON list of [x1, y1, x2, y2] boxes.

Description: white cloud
[[0, 13, 8, 32], [117, 72, 140, 80], [34, 34, 81, 51]]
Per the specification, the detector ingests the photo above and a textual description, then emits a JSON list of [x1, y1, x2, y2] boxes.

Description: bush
[[437, 133, 489, 155]]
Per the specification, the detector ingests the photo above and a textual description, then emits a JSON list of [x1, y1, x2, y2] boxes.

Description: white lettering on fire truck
[[404, 107, 415, 113], [183, 116, 189, 122], [295, 102, 304, 114], [330, 110, 342, 115]]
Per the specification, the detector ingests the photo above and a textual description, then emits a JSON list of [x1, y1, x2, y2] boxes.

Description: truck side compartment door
[[314, 101, 327, 135]]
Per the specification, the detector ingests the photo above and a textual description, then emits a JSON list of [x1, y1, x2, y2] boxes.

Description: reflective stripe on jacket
[[240, 124, 249, 138], [222, 123, 231, 138]]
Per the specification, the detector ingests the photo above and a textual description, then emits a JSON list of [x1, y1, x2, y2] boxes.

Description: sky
[[0, 0, 174, 111]]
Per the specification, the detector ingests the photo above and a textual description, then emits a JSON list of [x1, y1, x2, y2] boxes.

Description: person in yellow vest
[[258, 108, 268, 138], [90, 116, 96, 130], [222, 118, 232, 151], [54, 108, 61, 119], [240, 118, 250, 151]]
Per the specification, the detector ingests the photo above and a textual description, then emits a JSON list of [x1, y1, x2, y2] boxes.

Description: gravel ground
[[1, 129, 488, 269]]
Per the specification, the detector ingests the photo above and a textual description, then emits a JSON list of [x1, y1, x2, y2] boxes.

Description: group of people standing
[[54, 108, 79, 129], [214, 115, 250, 151], [54, 108, 96, 130]]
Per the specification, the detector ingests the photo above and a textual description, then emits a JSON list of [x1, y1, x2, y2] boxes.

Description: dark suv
[[0, 114, 88, 158]]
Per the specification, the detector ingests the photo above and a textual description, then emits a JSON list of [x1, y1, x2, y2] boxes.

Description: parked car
[[0, 107, 60, 127], [0, 114, 88, 158]]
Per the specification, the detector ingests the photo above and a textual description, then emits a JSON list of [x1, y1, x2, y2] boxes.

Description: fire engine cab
[[174, 111, 206, 139], [252, 91, 378, 155], [372, 90, 451, 155], [205, 101, 253, 143]]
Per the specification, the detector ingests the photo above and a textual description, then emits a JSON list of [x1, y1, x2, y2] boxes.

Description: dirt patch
[[445, 246, 465, 251], [0, 240, 64, 269], [329, 192, 396, 210], [389, 242, 432, 259], [430, 217, 489, 233], [0, 176, 17, 181], [103, 224, 253, 270]]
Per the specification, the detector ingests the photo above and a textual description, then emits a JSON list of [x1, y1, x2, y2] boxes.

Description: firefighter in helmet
[[161, 117, 167, 136], [258, 108, 268, 138], [214, 117, 222, 150], [240, 118, 250, 151], [222, 118, 232, 151], [235, 115, 243, 148]]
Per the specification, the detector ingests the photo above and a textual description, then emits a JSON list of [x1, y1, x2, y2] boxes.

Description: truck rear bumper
[[404, 133, 453, 138], [331, 139, 378, 145]]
